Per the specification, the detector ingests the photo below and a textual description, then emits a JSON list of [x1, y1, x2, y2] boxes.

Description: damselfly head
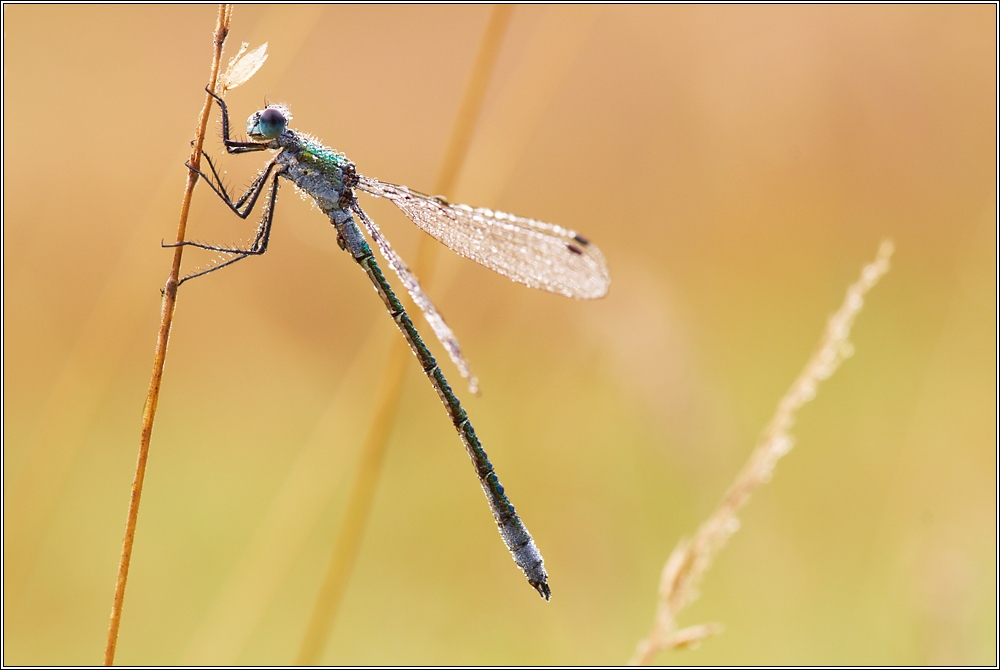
[[246, 105, 291, 141]]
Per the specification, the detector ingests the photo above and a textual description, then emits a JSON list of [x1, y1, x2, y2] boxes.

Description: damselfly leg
[[165, 158, 282, 286]]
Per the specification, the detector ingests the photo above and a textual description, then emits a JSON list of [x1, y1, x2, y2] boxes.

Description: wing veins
[[355, 176, 610, 300]]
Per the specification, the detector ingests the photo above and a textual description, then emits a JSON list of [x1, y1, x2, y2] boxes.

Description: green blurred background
[[3, 5, 996, 665]]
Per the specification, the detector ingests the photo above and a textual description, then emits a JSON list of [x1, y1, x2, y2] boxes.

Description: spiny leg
[[171, 166, 283, 287], [175, 252, 250, 286], [205, 87, 268, 154], [186, 156, 279, 219]]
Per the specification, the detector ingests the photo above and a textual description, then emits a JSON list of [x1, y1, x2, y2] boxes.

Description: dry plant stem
[[103, 5, 234, 665], [295, 5, 514, 664], [630, 241, 895, 666]]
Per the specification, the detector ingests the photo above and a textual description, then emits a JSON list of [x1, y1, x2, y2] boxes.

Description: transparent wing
[[355, 176, 610, 300], [350, 200, 480, 395]]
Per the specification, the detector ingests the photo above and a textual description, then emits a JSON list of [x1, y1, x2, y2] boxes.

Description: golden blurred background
[[3, 5, 996, 665]]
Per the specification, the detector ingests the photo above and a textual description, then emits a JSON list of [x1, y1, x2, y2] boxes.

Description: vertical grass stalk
[[103, 5, 234, 664]]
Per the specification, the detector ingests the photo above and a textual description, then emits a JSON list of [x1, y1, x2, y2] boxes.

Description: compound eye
[[248, 107, 288, 140], [257, 107, 287, 139], [261, 107, 285, 128]]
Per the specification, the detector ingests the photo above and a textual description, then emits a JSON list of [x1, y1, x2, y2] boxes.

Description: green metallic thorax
[[298, 134, 349, 181]]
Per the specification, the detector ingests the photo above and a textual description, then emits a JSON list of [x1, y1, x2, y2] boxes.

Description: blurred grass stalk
[[103, 5, 234, 665], [630, 241, 895, 665], [295, 6, 514, 664]]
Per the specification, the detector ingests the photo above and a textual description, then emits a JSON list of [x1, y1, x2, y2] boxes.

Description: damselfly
[[171, 89, 611, 599]]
